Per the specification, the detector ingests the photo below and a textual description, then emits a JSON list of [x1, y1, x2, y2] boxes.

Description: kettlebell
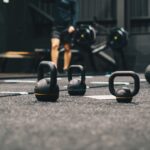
[[67, 65, 86, 96], [109, 71, 140, 103], [34, 61, 59, 102], [145, 64, 150, 83]]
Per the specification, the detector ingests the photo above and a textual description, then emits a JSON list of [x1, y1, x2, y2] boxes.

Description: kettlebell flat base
[[116, 97, 132, 103], [35, 93, 59, 102], [68, 90, 86, 96]]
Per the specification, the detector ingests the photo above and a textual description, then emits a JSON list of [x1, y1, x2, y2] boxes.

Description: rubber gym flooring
[[0, 73, 150, 150]]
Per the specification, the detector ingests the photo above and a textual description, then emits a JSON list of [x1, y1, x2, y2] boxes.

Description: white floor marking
[[85, 95, 116, 100], [86, 76, 93, 79], [57, 78, 62, 80], [1, 78, 62, 83], [3, 80, 36, 83], [90, 81, 130, 85], [0, 91, 29, 95], [105, 74, 111, 77], [140, 78, 146, 82]]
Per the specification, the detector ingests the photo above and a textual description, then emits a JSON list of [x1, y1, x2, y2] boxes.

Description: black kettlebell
[[67, 65, 86, 96], [34, 61, 59, 102], [109, 71, 140, 103], [145, 64, 150, 83]]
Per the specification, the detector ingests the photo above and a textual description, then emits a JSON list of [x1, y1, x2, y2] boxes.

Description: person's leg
[[63, 43, 72, 70], [51, 38, 60, 68]]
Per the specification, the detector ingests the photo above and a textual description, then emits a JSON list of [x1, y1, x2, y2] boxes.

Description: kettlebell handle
[[68, 65, 85, 84], [109, 71, 140, 97], [37, 61, 57, 87]]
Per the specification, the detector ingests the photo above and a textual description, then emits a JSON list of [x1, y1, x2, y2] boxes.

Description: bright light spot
[[114, 36, 118, 40], [3, 0, 9, 3], [81, 34, 84, 38]]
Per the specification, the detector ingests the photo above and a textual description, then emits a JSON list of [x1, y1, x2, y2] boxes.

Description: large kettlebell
[[145, 64, 150, 83], [67, 65, 86, 96], [109, 71, 140, 103], [34, 61, 59, 102]]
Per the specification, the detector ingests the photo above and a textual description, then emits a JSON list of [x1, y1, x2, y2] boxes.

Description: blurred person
[[50, 0, 78, 73]]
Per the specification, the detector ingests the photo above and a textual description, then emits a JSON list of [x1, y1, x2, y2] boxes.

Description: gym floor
[[0, 73, 150, 150]]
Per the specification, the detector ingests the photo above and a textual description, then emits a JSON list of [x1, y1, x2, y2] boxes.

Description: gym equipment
[[74, 24, 96, 46], [107, 27, 128, 50], [92, 27, 128, 53], [76, 24, 128, 71], [109, 71, 140, 103], [145, 65, 150, 83], [91, 26, 128, 71], [58, 24, 128, 72], [34, 61, 59, 102], [92, 17, 128, 51], [67, 65, 86, 96], [75, 25, 128, 51]]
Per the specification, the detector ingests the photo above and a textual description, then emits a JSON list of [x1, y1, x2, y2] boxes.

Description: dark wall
[[0, 0, 117, 52], [78, 0, 116, 21], [0, 1, 7, 52], [3, 0, 35, 50], [126, 0, 150, 71], [125, 35, 150, 72], [0, 0, 41, 51], [1, 0, 150, 72]]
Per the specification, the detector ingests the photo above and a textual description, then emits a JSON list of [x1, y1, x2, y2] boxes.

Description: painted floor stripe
[[105, 74, 111, 77], [0, 91, 29, 95], [1, 78, 62, 83], [85, 95, 116, 100], [140, 79, 146, 82], [86, 76, 93, 79], [2, 80, 36, 83], [90, 81, 130, 85]]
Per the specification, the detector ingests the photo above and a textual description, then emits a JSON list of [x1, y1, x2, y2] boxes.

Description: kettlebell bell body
[[116, 87, 132, 103], [34, 61, 59, 102], [109, 71, 140, 103], [68, 65, 86, 96]]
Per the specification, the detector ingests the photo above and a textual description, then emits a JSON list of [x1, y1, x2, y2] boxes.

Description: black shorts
[[51, 26, 73, 44]]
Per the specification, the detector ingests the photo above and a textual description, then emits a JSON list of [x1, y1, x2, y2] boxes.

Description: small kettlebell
[[109, 71, 140, 103], [67, 65, 86, 96], [34, 61, 59, 102]]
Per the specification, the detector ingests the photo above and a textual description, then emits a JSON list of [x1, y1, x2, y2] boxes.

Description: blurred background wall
[[0, 0, 150, 72]]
